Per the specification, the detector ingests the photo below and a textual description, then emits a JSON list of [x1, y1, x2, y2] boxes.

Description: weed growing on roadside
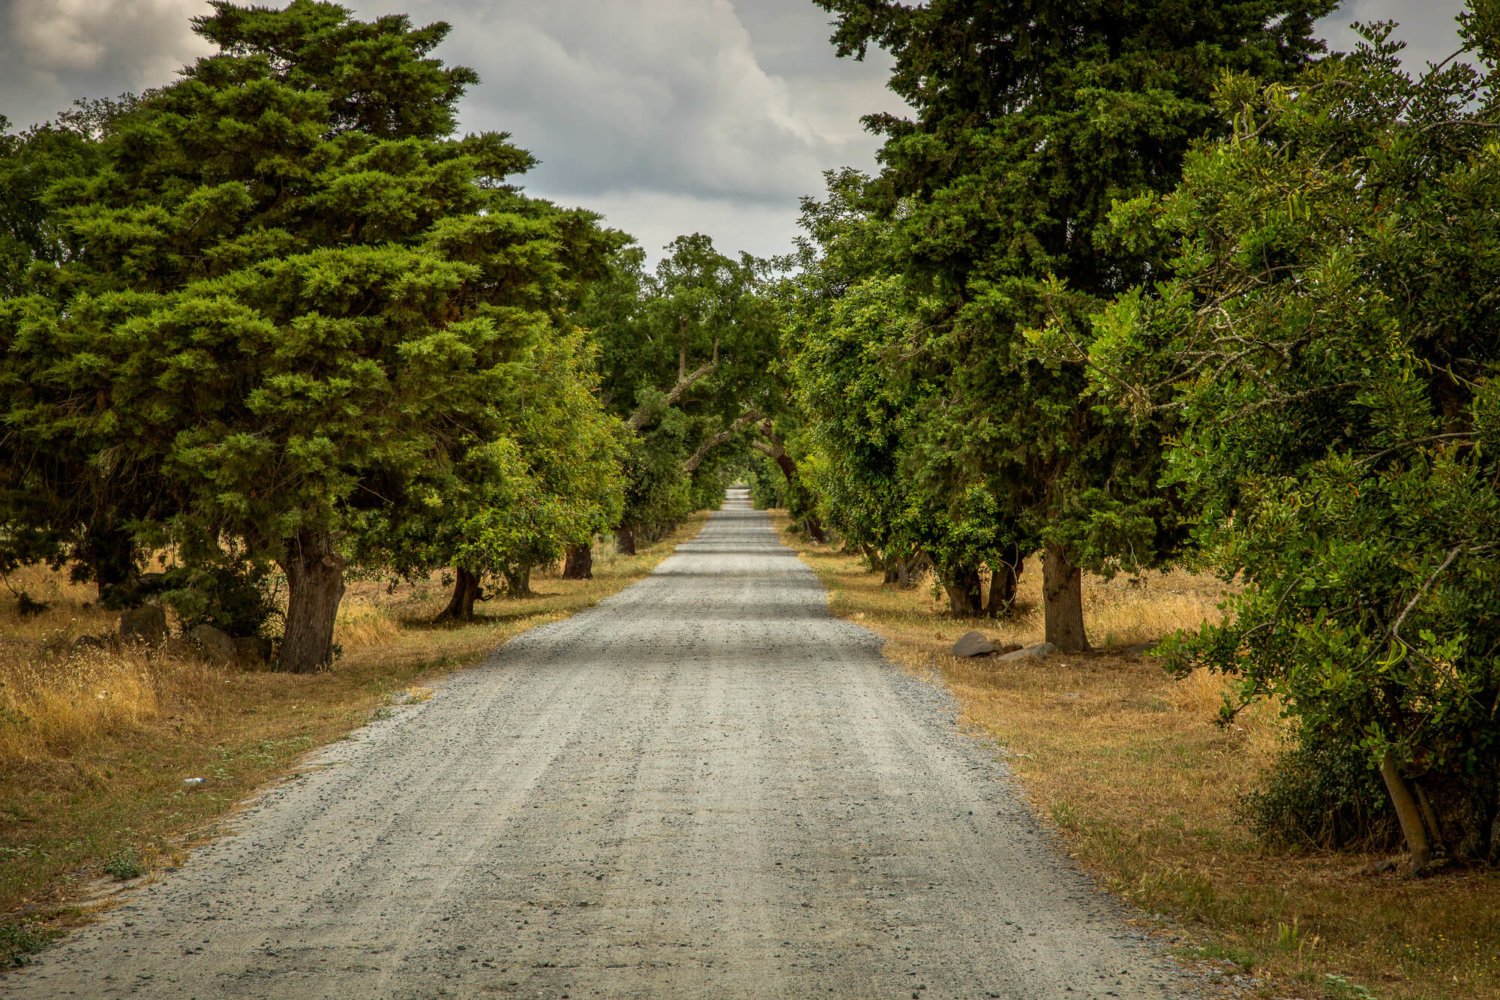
[[102, 848, 143, 881], [0, 919, 63, 968]]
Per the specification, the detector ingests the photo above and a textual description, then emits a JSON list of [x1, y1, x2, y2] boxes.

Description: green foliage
[[158, 560, 281, 637], [0, 919, 62, 968], [102, 847, 144, 881], [802, 0, 1333, 629], [0, 1, 620, 667], [1240, 733, 1397, 851], [584, 235, 780, 538], [1095, 18, 1500, 859]]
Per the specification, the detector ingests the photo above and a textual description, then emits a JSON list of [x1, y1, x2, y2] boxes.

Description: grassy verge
[[0, 513, 709, 966], [772, 513, 1500, 1000]]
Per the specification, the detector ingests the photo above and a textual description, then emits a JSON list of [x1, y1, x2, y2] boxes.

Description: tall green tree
[[1083, 16, 1500, 867], [781, 169, 1024, 613], [1, 0, 608, 670], [0, 97, 161, 601], [814, 0, 1334, 647]]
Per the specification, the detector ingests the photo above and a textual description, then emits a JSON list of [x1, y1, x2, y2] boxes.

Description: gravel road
[[5, 493, 1205, 999]]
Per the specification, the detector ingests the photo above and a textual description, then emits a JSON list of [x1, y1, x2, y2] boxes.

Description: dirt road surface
[[5, 493, 1204, 999]]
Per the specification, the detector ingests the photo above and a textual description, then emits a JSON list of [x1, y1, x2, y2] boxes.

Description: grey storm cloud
[[0, 0, 1477, 260]]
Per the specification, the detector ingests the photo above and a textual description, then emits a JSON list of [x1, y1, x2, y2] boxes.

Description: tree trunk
[[1380, 752, 1434, 874], [616, 527, 636, 556], [942, 565, 983, 617], [882, 556, 901, 585], [562, 543, 593, 579], [86, 522, 138, 608], [1042, 543, 1089, 652], [896, 553, 924, 590], [986, 559, 1019, 618], [803, 516, 827, 543], [277, 530, 346, 673], [435, 567, 479, 622], [504, 565, 533, 598]]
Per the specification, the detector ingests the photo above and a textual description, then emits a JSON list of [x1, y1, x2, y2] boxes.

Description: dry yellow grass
[[0, 515, 708, 957], [774, 513, 1500, 1000]]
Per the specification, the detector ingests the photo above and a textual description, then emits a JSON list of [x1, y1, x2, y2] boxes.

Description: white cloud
[[1, 0, 211, 121], [1, 0, 1474, 265], [1320, 0, 1470, 68], [541, 187, 808, 265]]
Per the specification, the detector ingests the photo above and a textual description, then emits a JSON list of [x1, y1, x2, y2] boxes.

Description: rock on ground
[[998, 641, 1058, 663], [951, 629, 995, 657], [188, 624, 236, 664], [118, 605, 167, 646], [5, 494, 1203, 999]]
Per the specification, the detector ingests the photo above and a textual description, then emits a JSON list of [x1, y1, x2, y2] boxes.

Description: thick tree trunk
[[942, 565, 983, 617], [803, 516, 827, 543], [616, 527, 636, 556], [277, 530, 346, 673], [1042, 543, 1089, 652], [1380, 752, 1434, 874], [563, 543, 593, 580], [504, 565, 533, 598], [86, 522, 138, 608], [882, 556, 901, 585], [986, 559, 1019, 618], [435, 567, 479, 622]]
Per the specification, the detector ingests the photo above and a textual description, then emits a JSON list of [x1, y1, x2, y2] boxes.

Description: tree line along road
[[4, 491, 1205, 999]]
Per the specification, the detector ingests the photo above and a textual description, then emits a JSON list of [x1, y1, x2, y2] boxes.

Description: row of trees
[[0, 1, 761, 671], [5, 0, 1495, 865], [776, 2, 1499, 866]]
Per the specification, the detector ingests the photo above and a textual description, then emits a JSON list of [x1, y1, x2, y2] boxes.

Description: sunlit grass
[[774, 513, 1500, 1000]]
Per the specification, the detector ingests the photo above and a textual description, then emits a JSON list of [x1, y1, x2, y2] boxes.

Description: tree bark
[[435, 567, 479, 622], [504, 565, 533, 598], [563, 543, 593, 579], [625, 360, 716, 432], [1381, 752, 1434, 874], [942, 565, 983, 617], [277, 529, 346, 673], [986, 558, 1019, 618], [896, 553, 925, 590], [682, 409, 761, 473], [616, 527, 636, 556], [1042, 543, 1089, 652], [882, 555, 901, 585]]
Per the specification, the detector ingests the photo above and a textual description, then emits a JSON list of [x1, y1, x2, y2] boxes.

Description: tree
[[583, 235, 779, 553], [2, 1, 603, 670], [781, 169, 1028, 615], [1086, 18, 1500, 866], [0, 97, 164, 603], [813, 0, 1335, 646]]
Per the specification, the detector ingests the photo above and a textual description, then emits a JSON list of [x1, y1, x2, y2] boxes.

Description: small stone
[[119, 605, 168, 646], [188, 624, 236, 664], [996, 641, 1057, 663], [951, 630, 995, 657], [73, 634, 108, 651]]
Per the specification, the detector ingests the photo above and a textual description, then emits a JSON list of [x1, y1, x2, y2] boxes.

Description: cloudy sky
[[0, 0, 1473, 262]]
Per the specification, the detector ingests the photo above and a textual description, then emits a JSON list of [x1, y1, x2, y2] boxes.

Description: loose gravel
[[3, 493, 1208, 999]]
